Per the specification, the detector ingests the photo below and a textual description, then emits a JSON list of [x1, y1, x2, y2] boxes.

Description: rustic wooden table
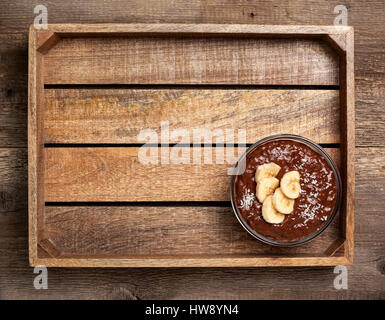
[[0, 0, 384, 299]]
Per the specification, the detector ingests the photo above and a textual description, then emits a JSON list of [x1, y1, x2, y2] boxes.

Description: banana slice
[[281, 171, 301, 199], [262, 195, 285, 224], [256, 177, 279, 203], [272, 188, 294, 214], [255, 162, 281, 183]]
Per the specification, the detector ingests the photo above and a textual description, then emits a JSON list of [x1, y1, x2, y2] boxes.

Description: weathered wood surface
[[34, 23, 352, 267], [45, 89, 340, 144], [28, 26, 45, 267], [1, 1, 384, 147], [0, 0, 384, 299], [43, 37, 338, 85], [35, 24, 354, 35], [32, 25, 349, 267], [43, 205, 340, 257], [44, 147, 339, 202], [1, 147, 384, 298], [340, 28, 355, 262]]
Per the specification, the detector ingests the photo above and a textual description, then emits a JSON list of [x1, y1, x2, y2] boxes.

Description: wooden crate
[[28, 24, 354, 267]]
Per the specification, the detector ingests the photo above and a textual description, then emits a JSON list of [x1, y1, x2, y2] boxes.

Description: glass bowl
[[230, 134, 342, 247]]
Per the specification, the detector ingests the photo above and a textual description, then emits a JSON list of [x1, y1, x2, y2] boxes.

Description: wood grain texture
[[15, 147, 385, 296], [341, 30, 355, 262], [34, 23, 350, 267], [32, 256, 350, 268], [44, 89, 340, 144], [28, 26, 45, 265], [38, 24, 347, 268], [0, 145, 384, 294], [43, 36, 339, 85], [0, 149, 28, 229], [1, 1, 384, 147], [44, 147, 340, 202], [1, 0, 384, 299], [41, 24, 352, 35], [43, 206, 340, 258]]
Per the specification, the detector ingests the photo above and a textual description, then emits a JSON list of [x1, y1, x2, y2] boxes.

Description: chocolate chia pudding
[[231, 135, 341, 246]]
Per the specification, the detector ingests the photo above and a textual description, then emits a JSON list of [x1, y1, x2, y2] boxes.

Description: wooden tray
[[28, 24, 354, 267]]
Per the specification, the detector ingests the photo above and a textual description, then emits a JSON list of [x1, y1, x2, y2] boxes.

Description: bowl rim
[[230, 134, 342, 247]]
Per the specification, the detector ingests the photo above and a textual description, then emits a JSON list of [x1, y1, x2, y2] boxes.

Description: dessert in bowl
[[230, 134, 341, 247]]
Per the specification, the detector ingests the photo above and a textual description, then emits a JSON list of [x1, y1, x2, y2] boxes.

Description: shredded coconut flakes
[[239, 188, 255, 211]]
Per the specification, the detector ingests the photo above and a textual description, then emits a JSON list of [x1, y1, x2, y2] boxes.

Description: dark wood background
[[0, 0, 384, 299]]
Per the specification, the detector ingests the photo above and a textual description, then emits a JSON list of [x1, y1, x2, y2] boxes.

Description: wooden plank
[[345, 30, 355, 262], [43, 206, 340, 257], [45, 147, 340, 202], [44, 89, 340, 144], [43, 24, 352, 35], [0, 149, 28, 237], [339, 30, 355, 263], [1, 238, 384, 298], [28, 26, 45, 265], [1, 1, 385, 148], [43, 36, 339, 85], [36, 31, 61, 54], [2, 147, 384, 296], [31, 256, 350, 268]]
